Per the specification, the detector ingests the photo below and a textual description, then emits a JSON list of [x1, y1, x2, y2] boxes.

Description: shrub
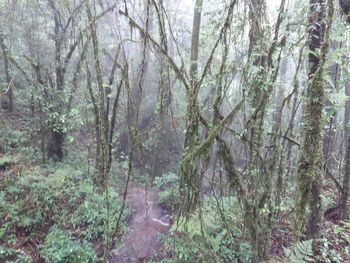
[[162, 196, 252, 262], [70, 188, 129, 241], [154, 172, 180, 212], [39, 226, 97, 263], [0, 160, 129, 262], [0, 245, 32, 263], [0, 127, 28, 153]]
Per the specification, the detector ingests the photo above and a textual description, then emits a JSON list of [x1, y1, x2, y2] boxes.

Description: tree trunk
[[48, 130, 65, 161], [341, 134, 350, 219], [86, 2, 110, 188], [245, 0, 270, 260], [344, 81, 350, 145], [47, 0, 66, 161], [295, 0, 333, 244], [152, 0, 173, 177], [0, 32, 13, 111], [341, 77, 350, 219], [178, 0, 203, 216]]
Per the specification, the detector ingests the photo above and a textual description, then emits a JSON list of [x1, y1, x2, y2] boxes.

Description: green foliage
[[1, 164, 86, 230], [70, 187, 129, 240], [154, 172, 178, 188], [285, 238, 338, 263], [163, 196, 252, 262], [0, 127, 27, 153], [285, 240, 314, 262], [0, 154, 12, 168], [0, 245, 32, 263], [39, 226, 97, 263], [155, 172, 179, 212], [323, 220, 350, 262], [0, 159, 129, 262], [33, 87, 83, 133], [325, 85, 349, 117]]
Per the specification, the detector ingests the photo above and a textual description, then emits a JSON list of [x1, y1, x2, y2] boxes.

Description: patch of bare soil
[[110, 186, 171, 263]]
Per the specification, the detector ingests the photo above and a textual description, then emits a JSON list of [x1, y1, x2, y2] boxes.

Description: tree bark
[[47, 0, 65, 161], [295, 0, 333, 244], [0, 32, 13, 111], [341, 75, 350, 219], [178, 0, 203, 216], [341, 131, 350, 219]]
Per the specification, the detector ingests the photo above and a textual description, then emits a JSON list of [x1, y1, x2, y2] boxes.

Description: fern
[[284, 240, 314, 263]]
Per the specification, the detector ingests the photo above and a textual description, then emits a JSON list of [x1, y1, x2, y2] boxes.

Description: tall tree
[[0, 31, 13, 111], [340, 0, 350, 220], [295, 0, 334, 244], [46, 0, 85, 160], [178, 0, 204, 215]]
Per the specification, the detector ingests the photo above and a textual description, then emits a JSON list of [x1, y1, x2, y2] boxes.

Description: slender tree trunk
[[86, 2, 110, 188], [245, 0, 270, 260], [295, 0, 333, 248], [0, 32, 13, 111], [344, 81, 350, 144], [341, 135, 350, 219], [86, 3, 112, 262], [152, 0, 173, 177], [178, 0, 203, 215], [47, 0, 65, 161], [341, 79, 350, 219]]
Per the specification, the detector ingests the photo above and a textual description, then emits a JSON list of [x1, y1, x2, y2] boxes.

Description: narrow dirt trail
[[110, 186, 171, 263]]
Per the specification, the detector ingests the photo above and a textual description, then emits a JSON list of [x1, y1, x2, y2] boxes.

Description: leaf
[[288, 240, 314, 263]]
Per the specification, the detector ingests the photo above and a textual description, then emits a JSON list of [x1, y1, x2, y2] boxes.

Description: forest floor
[[110, 185, 171, 263]]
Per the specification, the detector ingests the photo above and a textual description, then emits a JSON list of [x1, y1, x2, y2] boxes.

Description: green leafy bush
[[154, 172, 180, 212], [40, 226, 97, 263], [0, 160, 129, 262], [162, 196, 252, 262], [0, 127, 28, 153], [0, 245, 32, 263], [70, 188, 129, 240], [1, 165, 84, 230]]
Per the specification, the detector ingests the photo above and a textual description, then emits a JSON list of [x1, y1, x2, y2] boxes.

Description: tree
[[0, 1, 86, 161], [178, 0, 204, 216], [0, 31, 13, 111], [45, 0, 85, 161], [295, 0, 334, 246]]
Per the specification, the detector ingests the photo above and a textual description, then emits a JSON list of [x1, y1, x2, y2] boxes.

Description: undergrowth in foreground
[[0, 152, 129, 262]]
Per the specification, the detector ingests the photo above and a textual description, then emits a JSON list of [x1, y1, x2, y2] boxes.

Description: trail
[[110, 186, 171, 263]]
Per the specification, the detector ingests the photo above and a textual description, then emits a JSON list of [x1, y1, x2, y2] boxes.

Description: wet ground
[[110, 186, 170, 263]]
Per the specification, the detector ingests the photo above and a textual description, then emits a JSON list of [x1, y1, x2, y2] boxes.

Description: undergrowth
[[0, 152, 129, 262], [154, 172, 180, 213], [158, 195, 253, 263]]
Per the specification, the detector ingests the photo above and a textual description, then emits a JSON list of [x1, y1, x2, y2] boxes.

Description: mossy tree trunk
[[85, 3, 125, 189], [86, 3, 113, 261], [295, 0, 334, 247], [243, 0, 289, 259], [245, 0, 271, 260], [0, 31, 13, 111], [340, 0, 350, 221], [178, 0, 203, 216], [152, 0, 174, 178]]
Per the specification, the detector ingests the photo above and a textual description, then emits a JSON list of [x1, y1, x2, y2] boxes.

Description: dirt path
[[110, 186, 171, 263]]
